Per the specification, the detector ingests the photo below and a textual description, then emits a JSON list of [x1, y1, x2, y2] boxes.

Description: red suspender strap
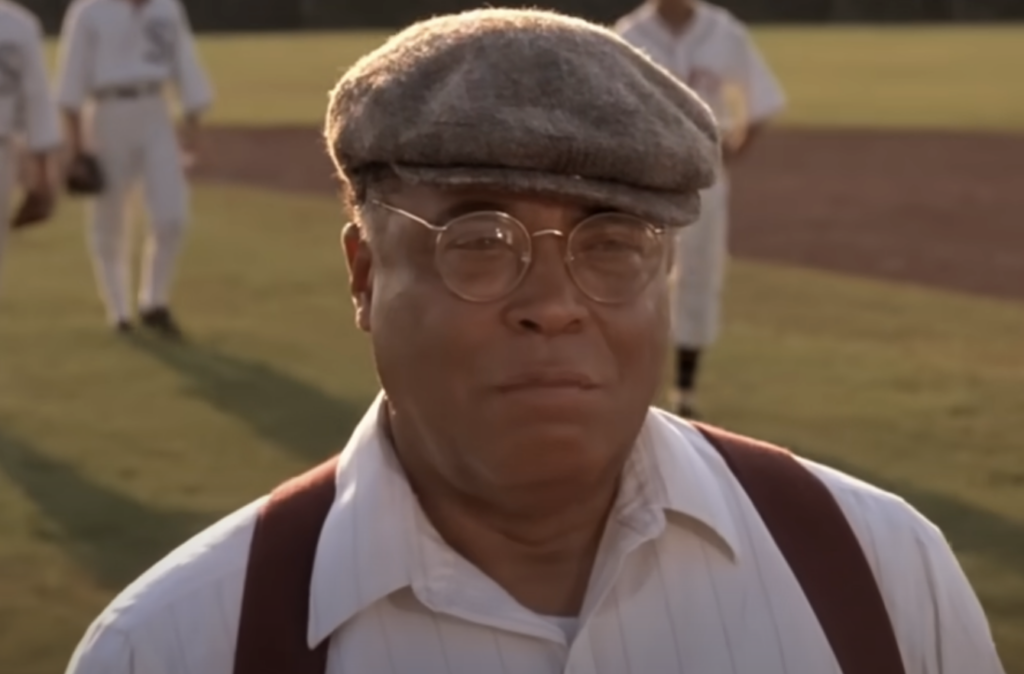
[[233, 424, 906, 674], [233, 456, 340, 674], [694, 422, 906, 674]]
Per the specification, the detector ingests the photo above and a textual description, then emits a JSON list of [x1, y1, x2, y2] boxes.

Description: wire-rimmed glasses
[[367, 200, 669, 304]]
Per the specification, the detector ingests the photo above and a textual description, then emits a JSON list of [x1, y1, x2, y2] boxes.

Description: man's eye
[[452, 237, 507, 251]]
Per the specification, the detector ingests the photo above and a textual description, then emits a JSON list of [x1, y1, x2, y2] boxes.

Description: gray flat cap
[[325, 8, 721, 228]]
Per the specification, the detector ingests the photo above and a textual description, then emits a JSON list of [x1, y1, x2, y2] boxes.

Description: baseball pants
[[86, 95, 188, 323], [0, 143, 13, 292], [670, 180, 729, 349]]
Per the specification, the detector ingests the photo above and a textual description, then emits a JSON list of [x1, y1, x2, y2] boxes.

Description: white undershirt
[[541, 614, 581, 643]]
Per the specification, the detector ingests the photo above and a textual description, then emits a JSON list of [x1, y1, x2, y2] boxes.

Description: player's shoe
[[668, 387, 700, 420], [114, 319, 133, 335], [140, 307, 185, 341]]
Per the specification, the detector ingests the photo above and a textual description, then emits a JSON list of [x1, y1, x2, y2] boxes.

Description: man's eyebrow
[[583, 204, 622, 217], [434, 200, 510, 224]]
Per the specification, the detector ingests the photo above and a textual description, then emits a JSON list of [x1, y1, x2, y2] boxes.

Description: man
[[0, 0, 62, 289], [616, 0, 786, 417], [66, 9, 1003, 674], [55, 0, 213, 338]]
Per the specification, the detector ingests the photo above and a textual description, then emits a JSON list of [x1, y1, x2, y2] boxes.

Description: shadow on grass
[[128, 336, 365, 466], [0, 429, 212, 590], [800, 448, 1024, 582], [0, 338, 367, 591]]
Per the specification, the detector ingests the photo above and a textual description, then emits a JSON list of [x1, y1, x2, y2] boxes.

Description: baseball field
[[1, 25, 1023, 673]]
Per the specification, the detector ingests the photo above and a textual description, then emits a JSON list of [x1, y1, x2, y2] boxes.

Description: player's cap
[[324, 8, 721, 228]]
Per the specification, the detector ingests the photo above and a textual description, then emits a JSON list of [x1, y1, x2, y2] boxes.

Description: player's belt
[[93, 82, 163, 101]]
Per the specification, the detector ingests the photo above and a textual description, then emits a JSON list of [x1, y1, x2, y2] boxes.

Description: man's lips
[[494, 372, 600, 392]]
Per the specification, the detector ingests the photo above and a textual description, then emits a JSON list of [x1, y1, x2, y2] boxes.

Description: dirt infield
[[194, 126, 1024, 301]]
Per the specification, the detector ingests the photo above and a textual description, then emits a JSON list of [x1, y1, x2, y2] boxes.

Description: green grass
[[753, 25, 1024, 130], [0, 185, 1021, 672], [51, 26, 1024, 130]]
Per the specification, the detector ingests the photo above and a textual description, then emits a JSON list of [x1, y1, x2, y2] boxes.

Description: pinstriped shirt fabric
[[66, 394, 1005, 674]]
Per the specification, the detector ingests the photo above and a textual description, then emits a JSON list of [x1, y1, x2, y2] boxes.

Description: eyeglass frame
[[358, 199, 672, 305]]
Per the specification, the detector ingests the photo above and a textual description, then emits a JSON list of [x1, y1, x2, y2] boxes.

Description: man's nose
[[503, 233, 588, 335]]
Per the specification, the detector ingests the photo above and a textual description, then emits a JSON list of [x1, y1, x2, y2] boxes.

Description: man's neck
[[654, 0, 698, 34], [420, 477, 618, 614], [387, 414, 624, 616]]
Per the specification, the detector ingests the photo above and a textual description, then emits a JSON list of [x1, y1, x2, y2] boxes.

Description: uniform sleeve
[[18, 18, 62, 151], [171, 1, 213, 115], [55, 2, 94, 111], [733, 25, 785, 125], [809, 462, 1007, 674]]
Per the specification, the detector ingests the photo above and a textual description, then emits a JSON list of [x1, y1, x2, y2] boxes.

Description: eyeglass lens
[[435, 211, 663, 303]]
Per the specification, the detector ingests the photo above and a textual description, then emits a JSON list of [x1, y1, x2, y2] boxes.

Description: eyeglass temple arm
[[369, 200, 447, 233]]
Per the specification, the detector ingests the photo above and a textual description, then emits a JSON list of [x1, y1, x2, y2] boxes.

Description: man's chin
[[478, 427, 617, 481]]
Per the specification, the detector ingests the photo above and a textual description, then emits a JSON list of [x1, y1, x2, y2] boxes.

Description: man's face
[[658, 0, 695, 10], [344, 183, 672, 496]]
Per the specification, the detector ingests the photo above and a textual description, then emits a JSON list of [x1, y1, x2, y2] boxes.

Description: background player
[[0, 0, 62, 291], [616, 0, 786, 418], [55, 0, 213, 338]]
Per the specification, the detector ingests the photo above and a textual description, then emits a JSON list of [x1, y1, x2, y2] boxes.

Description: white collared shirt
[[0, 0, 62, 149], [615, 2, 786, 131], [55, 0, 213, 113], [66, 394, 1005, 674]]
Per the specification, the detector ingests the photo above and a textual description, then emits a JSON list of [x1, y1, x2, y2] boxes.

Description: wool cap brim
[[325, 8, 721, 228], [390, 166, 703, 230]]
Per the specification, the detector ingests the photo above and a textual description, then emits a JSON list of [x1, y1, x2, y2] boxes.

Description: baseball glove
[[65, 152, 105, 195], [9, 189, 55, 230]]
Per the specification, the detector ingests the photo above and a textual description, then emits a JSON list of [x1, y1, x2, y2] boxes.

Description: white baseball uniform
[[55, 0, 213, 324], [616, 2, 785, 348], [0, 0, 62, 289]]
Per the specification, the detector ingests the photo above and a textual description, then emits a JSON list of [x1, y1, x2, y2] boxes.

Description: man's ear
[[342, 221, 373, 332], [665, 229, 679, 273]]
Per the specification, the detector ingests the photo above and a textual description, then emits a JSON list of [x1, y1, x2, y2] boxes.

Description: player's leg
[[673, 346, 703, 416], [87, 100, 140, 331], [669, 182, 729, 417], [138, 100, 189, 339], [669, 225, 710, 418], [0, 145, 13, 293]]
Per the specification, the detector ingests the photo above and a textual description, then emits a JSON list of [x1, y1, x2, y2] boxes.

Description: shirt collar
[[631, 408, 743, 560], [307, 392, 421, 648], [629, 1, 712, 45], [307, 396, 742, 648]]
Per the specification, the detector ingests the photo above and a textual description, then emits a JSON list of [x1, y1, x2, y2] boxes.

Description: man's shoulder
[[673, 422, 1001, 666], [77, 498, 265, 654], [63, 0, 104, 23], [68, 0, 102, 12], [798, 454, 929, 526], [793, 454, 1005, 668], [153, 0, 189, 18], [668, 415, 944, 555], [796, 455, 946, 559], [0, 1, 41, 35]]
